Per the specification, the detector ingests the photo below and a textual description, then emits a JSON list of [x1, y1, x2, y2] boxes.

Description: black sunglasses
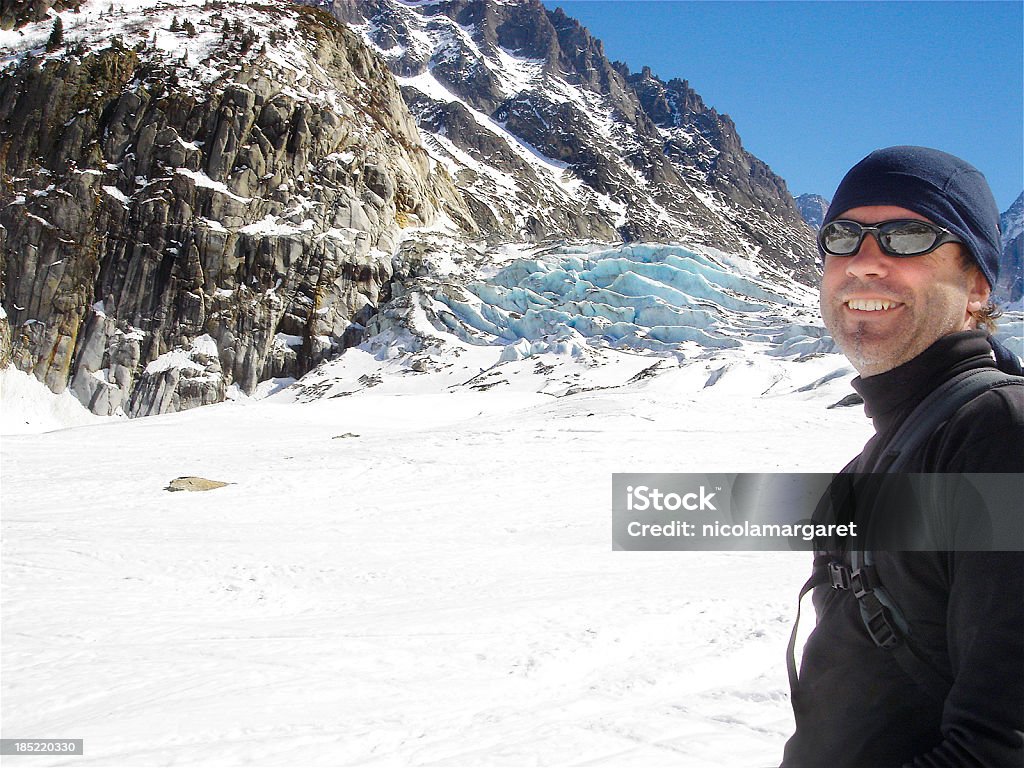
[[818, 219, 963, 257]]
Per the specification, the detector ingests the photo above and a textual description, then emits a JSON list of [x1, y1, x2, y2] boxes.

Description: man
[[781, 146, 1024, 767]]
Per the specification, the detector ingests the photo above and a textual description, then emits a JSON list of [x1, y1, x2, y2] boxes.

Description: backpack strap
[[873, 368, 1023, 473], [787, 469, 861, 695], [786, 554, 832, 696], [789, 367, 1023, 699], [853, 368, 1021, 695]]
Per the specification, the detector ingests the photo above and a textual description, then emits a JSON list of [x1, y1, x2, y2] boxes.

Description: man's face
[[819, 205, 990, 377]]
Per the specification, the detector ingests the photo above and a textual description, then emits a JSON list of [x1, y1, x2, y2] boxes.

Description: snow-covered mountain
[[998, 191, 1024, 307], [794, 193, 829, 231], [1003, 192, 1024, 245], [323, 0, 817, 280], [0, 0, 828, 419]]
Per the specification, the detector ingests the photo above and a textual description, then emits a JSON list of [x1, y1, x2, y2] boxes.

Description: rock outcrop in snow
[[1, 0, 474, 416], [1, 0, 82, 30]]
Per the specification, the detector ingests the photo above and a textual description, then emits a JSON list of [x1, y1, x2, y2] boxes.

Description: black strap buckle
[[828, 561, 850, 590], [862, 602, 899, 648], [850, 566, 879, 599]]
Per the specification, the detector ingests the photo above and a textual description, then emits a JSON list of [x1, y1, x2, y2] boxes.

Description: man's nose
[[844, 233, 891, 279]]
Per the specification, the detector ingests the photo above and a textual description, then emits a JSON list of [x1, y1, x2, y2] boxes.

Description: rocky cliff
[[998, 192, 1023, 308], [1, 0, 474, 415]]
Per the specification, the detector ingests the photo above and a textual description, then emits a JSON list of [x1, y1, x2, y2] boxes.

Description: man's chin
[[831, 329, 908, 376], [837, 334, 928, 377]]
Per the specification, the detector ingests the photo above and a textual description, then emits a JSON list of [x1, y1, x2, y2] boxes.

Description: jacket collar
[[850, 330, 997, 436]]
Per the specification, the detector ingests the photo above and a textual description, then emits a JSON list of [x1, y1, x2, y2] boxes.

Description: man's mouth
[[845, 298, 902, 312]]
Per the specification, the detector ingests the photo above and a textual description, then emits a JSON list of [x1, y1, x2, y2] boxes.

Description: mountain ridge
[[321, 0, 818, 279], [794, 193, 829, 231]]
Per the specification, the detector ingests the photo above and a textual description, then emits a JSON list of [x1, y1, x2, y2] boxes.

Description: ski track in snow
[[2, 359, 873, 767]]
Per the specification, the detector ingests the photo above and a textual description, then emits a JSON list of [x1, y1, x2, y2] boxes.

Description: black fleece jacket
[[781, 331, 1024, 768]]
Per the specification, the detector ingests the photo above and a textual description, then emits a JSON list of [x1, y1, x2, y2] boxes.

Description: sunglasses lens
[[820, 221, 863, 255], [878, 221, 940, 255]]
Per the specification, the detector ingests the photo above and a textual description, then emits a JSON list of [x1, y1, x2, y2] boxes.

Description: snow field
[[2, 355, 871, 766]]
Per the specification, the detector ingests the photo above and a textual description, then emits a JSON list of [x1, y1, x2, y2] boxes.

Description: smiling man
[[782, 146, 1024, 767], [819, 205, 991, 378]]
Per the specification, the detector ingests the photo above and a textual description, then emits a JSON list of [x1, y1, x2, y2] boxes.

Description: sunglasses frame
[[818, 219, 963, 258]]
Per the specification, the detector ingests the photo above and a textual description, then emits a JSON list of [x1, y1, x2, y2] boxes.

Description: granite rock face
[[1, 2, 474, 415]]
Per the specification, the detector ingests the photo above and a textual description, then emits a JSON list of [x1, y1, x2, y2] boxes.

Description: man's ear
[[966, 263, 991, 308], [964, 261, 992, 330]]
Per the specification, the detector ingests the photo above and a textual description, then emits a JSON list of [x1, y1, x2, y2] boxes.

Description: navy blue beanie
[[821, 146, 1002, 288]]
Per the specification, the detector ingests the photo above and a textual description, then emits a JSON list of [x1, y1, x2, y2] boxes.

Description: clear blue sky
[[542, 1, 1023, 211]]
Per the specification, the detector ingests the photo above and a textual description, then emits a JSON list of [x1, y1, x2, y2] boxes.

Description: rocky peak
[[1000, 191, 1023, 247], [629, 69, 708, 127], [795, 194, 830, 230], [997, 191, 1024, 307]]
